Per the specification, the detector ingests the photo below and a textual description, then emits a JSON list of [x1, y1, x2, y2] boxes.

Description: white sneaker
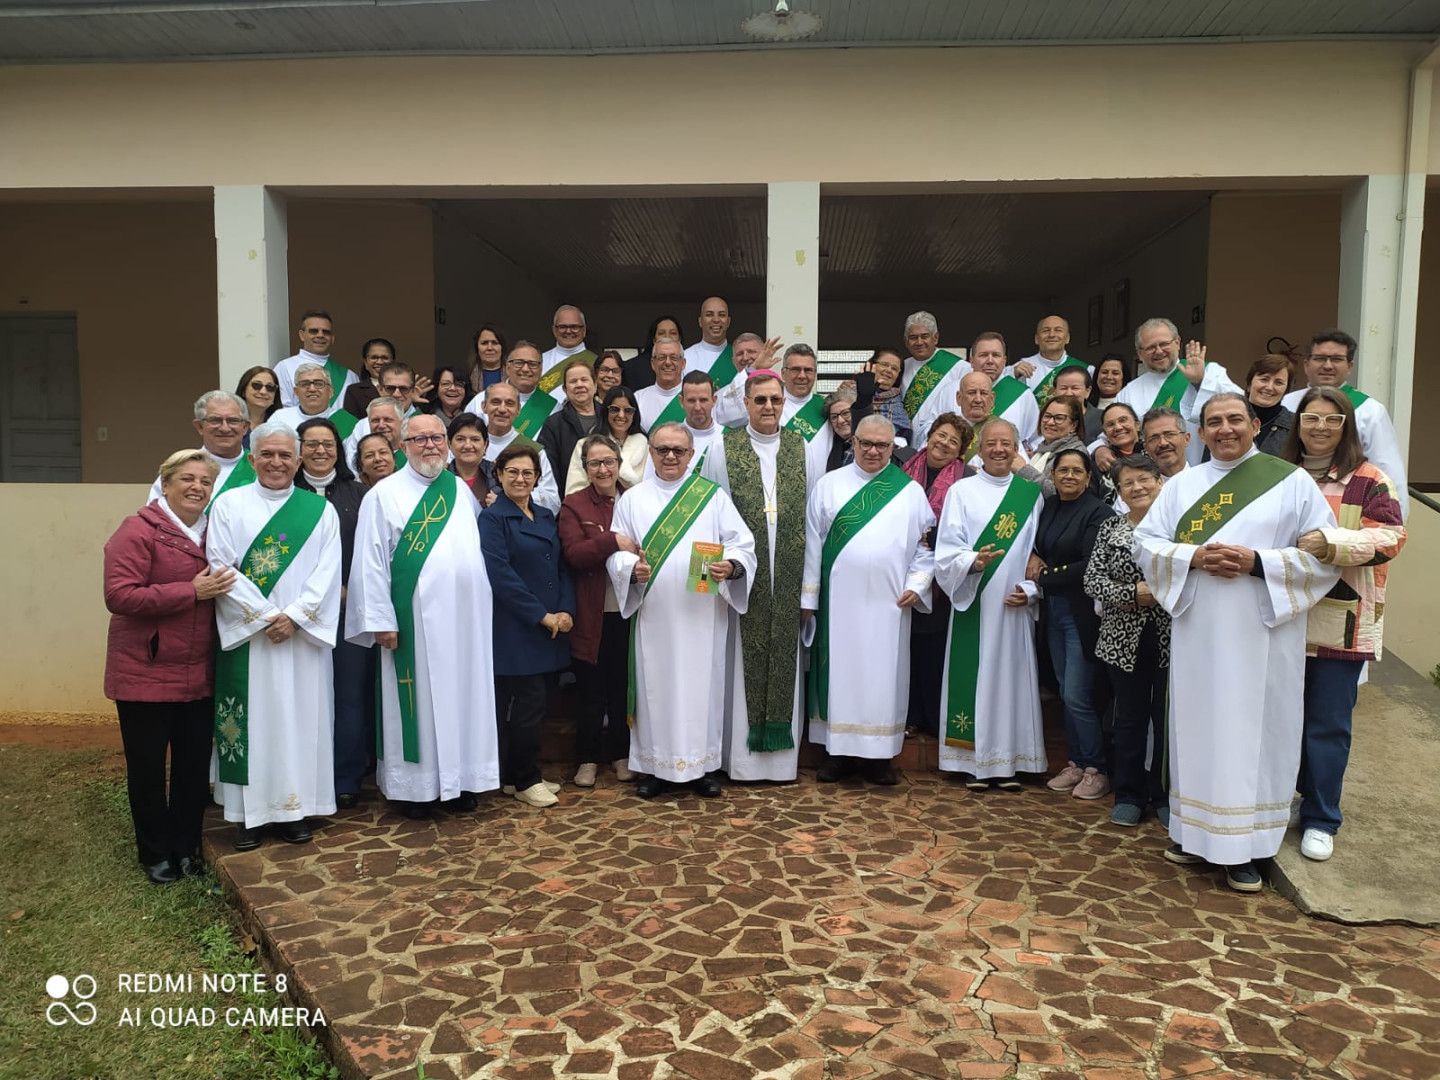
[[613, 759, 636, 782], [574, 763, 598, 788], [502, 781, 561, 795], [514, 782, 559, 808], [1300, 828, 1334, 862]]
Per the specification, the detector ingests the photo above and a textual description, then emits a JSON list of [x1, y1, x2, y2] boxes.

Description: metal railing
[[1411, 487, 1440, 516]]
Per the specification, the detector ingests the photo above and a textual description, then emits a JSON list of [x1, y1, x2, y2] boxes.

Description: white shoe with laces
[[574, 763, 598, 788], [515, 782, 559, 808], [502, 780, 561, 795], [1300, 828, 1334, 862]]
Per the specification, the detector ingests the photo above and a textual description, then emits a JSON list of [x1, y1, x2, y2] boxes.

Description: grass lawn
[[0, 744, 336, 1080]]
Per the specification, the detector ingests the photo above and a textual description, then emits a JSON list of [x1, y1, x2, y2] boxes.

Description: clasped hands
[[541, 612, 574, 638], [1191, 541, 1257, 578]]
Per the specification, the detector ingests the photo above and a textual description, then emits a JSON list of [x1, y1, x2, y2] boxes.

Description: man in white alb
[[607, 423, 756, 800], [684, 296, 731, 374], [1135, 392, 1338, 893], [1014, 315, 1076, 395], [208, 421, 342, 851], [915, 332, 1038, 449], [643, 370, 723, 480], [148, 391, 255, 507], [346, 413, 500, 818], [542, 305, 590, 375], [272, 362, 341, 430], [276, 309, 356, 410], [803, 415, 936, 785], [478, 381, 561, 512], [635, 339, 686, 429]]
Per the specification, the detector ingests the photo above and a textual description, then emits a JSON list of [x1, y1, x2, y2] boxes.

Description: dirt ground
[[0, 714, 124, 763]]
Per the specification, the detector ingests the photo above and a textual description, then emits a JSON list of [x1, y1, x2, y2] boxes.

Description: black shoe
[[1164, 843, 1206, 866], [865, 760, 899, 786], [143, 859, 180, 885], [278, 819, 313, 844], [816, 755, 849, 783], [335, 792, 359, 810], [177, 854, 204, 877], [995, 777, 1023, 791], [960, 773, 989, 791], [692, 776, 722, 798], [452, 792, 479, 812], [1225, 862, 1263, 893], [234, 825, 262, 852], [636, 776, 663, 800], [401, 801, 433, 820], [904, 725, 918, 739]]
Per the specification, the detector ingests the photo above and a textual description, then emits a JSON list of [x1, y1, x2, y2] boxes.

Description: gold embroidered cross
[[398, 668, 416, 714]]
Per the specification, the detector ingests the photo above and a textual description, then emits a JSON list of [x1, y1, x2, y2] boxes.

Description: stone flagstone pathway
[[204, 773, 1440, 1080]]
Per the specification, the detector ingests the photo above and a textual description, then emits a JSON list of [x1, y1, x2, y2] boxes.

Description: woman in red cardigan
[[103, 449, 236, 884], [557, 434, 639, 788]]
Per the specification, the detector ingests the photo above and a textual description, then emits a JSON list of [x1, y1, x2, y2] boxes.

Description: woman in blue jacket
[[479, 442, 576, 808]]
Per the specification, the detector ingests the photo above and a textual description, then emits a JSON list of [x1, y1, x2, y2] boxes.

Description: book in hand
[[687, 541, 724, 594]]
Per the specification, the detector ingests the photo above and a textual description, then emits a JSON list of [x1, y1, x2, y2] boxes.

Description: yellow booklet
[[687, 541, 724, 594]]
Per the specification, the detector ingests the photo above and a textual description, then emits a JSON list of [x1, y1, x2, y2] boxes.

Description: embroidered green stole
[[724, 427, 806, 752], [537, 350, 596, 395], [626, 472, 721, 724], [1150, 364, 1192, 412], [1173, 453, 1296, 545], [383, 469, 459, 763], [213, 488, 328, 784], [785, 395, 827, 442], [903, 349, 967, 417], [656, 344, 735, 428], [208, 456, 256, 510], [329, 409, 360, 442], [992, 375, 1027, 415], [1340, 383, 1370, 410], [321, 357, 351, 409], [514, 392, 559, 440], [1031, 355, 1088, 400], [944, 475, 1041, 749], [807, 464, 911, 723]]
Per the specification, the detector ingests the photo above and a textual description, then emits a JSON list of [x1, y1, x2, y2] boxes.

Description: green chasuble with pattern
[[722, 427, 807, 752]]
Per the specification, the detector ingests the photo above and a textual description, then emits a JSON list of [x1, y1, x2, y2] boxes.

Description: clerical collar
[[978, 467, 1012, 486], [207, 450, 243, 468], [655, 382, 681, 396], [1210, 447, 1258, 473], [747, 425, 781, 444], [298, 349, 328, 363], [652, 473, 684, 491], [785, 390, 811, 407], [257, 482, 293, 501], [551, 342, 586, 359], [688, 421, 714, 435]]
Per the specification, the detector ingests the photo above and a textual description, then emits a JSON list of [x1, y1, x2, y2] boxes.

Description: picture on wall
[[1086, 294, 1103, 348], [1112, 278, 1130, 341]]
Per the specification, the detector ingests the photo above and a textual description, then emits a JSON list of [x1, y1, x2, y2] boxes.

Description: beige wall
[[0, 200, 216, 483], [288, 200, 436, 378], [0, 484, 147, 714], [1204, 192, 1341, 384], [0, 43, 1420, 190]]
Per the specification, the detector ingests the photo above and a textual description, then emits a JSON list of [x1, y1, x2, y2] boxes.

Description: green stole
[[513, 391, 559, 440], [1340, 384, 1370, 410], [656, 344, 735, 428], [1173, 452, 1296, 545], [1150, 364, 1192, 412], [785, 395, 827, 442], [386, 469, 459, 763], [991, 375, 1027, 416], [903, 349, 967, 418], [329, 409, 360, 442], [807, 464, 911, 723], [626, 472, 720, 724], [1031, 355, 1087, 400], [321, 357, 351, 409], [213, 488, 328, 784], [538, 350, 596, 395], [723, 427, 806, 752], [394, 448, 407, 468], [208, 457, 256, 510], [944, 475, 1041, 749]]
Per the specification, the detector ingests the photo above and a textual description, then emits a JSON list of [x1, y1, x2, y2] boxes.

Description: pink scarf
[[902, 451, 963, 520]]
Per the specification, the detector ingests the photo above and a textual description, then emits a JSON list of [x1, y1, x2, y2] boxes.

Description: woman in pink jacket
[[104, 449, 236, 884]]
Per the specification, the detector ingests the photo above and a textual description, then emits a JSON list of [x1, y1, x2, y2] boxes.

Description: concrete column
[[214, 185, 289, 393], [766, 182, 821, 347], [1337, 176, 1405, 406]]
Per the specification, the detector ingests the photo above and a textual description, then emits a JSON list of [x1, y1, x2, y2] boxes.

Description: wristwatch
[[726, 561, 746, 581]]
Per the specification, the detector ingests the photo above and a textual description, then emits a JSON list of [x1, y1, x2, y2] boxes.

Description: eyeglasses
[[202, 417, 246, 429], [554, 324, 585, 333], [828, 409, 852, 422], [1299, 412, 1346, 429], [502, 467, 537, 479], [652, 446, 691, 458], [1140, 339, 1178, 354], [404, 434, 447, 446], [1041, 413, 1071, 423], [507, 359, 542, 370], [750, 395, 784, 406], [301, 440, 336, 451], [585, 457, 620, 470], [854, 437, 893, 452], [608, 405, 636, 415], [1145, 429, 1187, 443], [382, 384, 412, 396], [1306, 354, 1349, 364], [296, 379, 330, 390], [249, 380, 277, 393]]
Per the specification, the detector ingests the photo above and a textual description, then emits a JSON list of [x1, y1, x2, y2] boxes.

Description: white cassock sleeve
[[713, 490, 756, 617], [606, 490, 644, 618], [800, 484, 828, 613], [713, 369, 748, 429], [1132, 482, 1202, 619], [532, 454, 561, 514], [934, 486, 982, 610], [281, 505, 343, 647], [344, 487, 399, 647], [208, 496, 280, 650], [1252, 476, 1340, 627], [904, 495, 937, 614]]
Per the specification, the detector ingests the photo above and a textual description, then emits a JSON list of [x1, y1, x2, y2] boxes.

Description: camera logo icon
[[45, 975, 97, 1026]]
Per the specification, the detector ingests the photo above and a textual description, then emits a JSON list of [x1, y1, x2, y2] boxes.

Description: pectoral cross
[[398, 669, 416, 713], [763, 499, 779, 527]]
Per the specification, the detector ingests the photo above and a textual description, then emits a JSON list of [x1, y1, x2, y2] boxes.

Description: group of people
[[103, 301, 1407, 896]]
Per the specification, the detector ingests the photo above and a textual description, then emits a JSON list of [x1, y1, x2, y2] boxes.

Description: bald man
[[684, 296, 732, 375]]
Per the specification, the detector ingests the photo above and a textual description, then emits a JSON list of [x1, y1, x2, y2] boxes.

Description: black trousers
[[1105, 622, 1168, 809], [332, 637, 375, 796], [494, 674, 547, 791], [116, 699, 214, 866], [573, 611, 631, 765], [906, 629, 947, 737]]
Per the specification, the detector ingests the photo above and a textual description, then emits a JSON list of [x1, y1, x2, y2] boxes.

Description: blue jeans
[[1298, 656, 1362, 835], [332, 637, 375, 796], [1046, 593, 1104, 771]]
